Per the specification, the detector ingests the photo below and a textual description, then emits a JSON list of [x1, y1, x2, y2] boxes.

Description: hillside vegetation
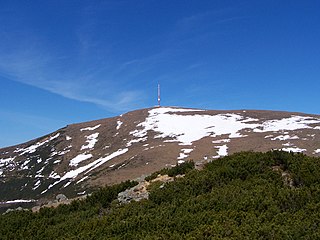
[[1, 151, 320, 239]]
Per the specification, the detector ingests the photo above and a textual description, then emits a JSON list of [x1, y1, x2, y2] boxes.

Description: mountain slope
[[1, 107, 320, 203]]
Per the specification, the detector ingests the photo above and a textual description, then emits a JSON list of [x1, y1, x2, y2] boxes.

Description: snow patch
[[63, 182, 71, 188], [87, 148, 129, 172], [32, 180, 41, 190], [50, 151, 58, 157], [1, 199, 36, 204], [130, 129, 146, 138], [49, 171, 61, 179], [50, 133, 60, 140], [69, 153, 93, 167], [80, 124, 101, 131], [254, 116, 320, 133], [281, 147, 306, 153], [14, 133, 60, 155], [177, 148, 193, 159], [76, 176, 88, 184], [152, 107, 205, 114], [182, 149, 193, 154], [271, 135, 299, 141], [212, 139, 230, 144], [81, 133, 99, 150], [116, 120, 123, 130], [118, 163, 126, 169], [57, 149, 71, 156], [282, 142, 294, 147], [126, 137, 147, 147], [230, 132, 246, 138], [213, 145, 228, 158], [35, 166, 45, 177], [264, 135, 273, 138], [0, 157, 16, 167]]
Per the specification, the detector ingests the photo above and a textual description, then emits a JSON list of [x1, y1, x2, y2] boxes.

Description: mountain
[[1, 106, 320, 204]]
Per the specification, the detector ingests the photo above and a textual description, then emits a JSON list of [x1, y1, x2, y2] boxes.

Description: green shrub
[[2, 151, 320, 239]]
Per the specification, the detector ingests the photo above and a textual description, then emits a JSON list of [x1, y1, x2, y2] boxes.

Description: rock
[[4, 208, 14, 215], [117, 174, 184, 204], [56, 194, 68, 202], [135, 174, 147, 182], [32, 206, 41, 212], [117, 182, 149, 204], [3, 207, 26, 215]]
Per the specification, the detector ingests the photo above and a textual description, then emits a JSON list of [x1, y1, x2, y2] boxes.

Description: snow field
[[133, 108, 320, 147]]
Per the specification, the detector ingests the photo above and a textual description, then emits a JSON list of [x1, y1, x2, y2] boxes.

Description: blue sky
[[0, 0, 320, 148]]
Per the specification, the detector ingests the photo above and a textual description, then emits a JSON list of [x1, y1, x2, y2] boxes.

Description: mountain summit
[[1, 107, 320, 202]]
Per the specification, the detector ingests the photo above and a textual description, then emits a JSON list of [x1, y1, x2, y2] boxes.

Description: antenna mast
[[157, 83, 161, 107]]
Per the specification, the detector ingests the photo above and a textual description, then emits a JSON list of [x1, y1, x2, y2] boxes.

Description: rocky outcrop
[[118, 182, 150, 204], [117, 174, 179, 204]]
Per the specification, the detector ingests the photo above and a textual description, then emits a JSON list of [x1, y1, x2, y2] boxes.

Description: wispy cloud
[[0, 62, 144, 113], [0, 26, 145, 113]]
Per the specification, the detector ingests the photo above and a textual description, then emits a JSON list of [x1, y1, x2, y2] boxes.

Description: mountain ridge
[[0, 106, 316, 150]]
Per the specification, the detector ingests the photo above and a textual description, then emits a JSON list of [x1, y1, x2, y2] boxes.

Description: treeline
[[1, 151, 320, 239]]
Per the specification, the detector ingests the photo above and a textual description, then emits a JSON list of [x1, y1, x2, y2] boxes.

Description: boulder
[[56, 194, 68, 202]]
